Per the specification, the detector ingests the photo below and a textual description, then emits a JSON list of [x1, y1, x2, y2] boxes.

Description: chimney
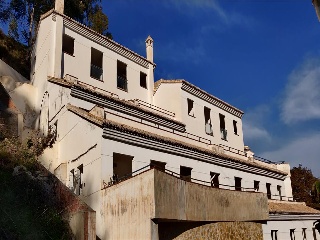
[[145, 35, 153, 62], [55, 0, 64, 14]]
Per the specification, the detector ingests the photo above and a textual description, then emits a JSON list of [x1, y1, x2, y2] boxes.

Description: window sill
[[90, 76, 103, 82], [63, 51, 75, 57], [221, 138, 228, 141], [188, 113, 196, 118], [206, 132, 213, 136], [117, 87, 128, 92]]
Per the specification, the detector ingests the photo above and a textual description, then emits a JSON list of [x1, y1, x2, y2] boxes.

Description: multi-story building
[[1, 1, 320, 239]]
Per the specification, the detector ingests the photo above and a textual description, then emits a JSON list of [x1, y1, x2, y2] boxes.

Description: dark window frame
[[140, 72, 147, 89], [90, 47, 103, 81], [117, 60, 128, 91], [235, 177, 242, 191], [62, 34, 75, 56]]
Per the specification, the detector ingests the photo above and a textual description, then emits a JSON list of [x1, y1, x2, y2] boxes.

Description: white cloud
[[243, 123, 271, 142], [281, 58, 320, 124], [242, 105, 272, 142], [168, 0, 227, 20], [261, 133, 320, 177]]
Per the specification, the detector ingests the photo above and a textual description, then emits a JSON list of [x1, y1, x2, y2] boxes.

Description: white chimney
[[55, 0, 64, 14], [145, 35, 153, 62]]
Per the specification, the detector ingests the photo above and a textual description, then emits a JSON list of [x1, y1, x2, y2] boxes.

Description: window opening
[[187, 98, 195, 117], [266, 183, 272, 199], [235, 177, 242, 191], [140, 72, 147, 89], [210, 172, 220, 188], [302, 228, 307, 240], [90, 48, 103, 80], [62, 34, 74, 55], [290, 229, 295, 240], [204, 107, 213, 135], [271, 230, 278, 240], [313, 227, 317, 240], [117, 60, 127, 91], [233, 120, 238, 135], [180, 166, 192, 182], [277, 185, 282, 200], [254, 180, 260, 191], [219, 113, 227, 140], [113, 153, 133, 180], [150, 160, 166, 171]]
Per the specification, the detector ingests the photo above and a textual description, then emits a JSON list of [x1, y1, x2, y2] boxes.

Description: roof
[[36, 9, 155, 69], [268, 200, 320, 214], [67, 103, 287, 176], [48, 77, 185, 128], [154, 79, 244, 118]]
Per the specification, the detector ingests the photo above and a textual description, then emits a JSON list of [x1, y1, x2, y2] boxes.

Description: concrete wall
[[100, 169, 267, 240], [153, 169, 269, 222], [159, 221, 263, 240]]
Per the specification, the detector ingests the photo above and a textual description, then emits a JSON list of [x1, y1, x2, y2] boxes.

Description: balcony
[[205, 123, 213, 135], [90, 64, 103, 80], [102, 167, 268, 222], [220, 128, 227, 140], [117, 75, 127, 91]]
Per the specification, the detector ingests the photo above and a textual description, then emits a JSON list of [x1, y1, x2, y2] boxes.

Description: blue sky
[[103, 0, 320, 176]]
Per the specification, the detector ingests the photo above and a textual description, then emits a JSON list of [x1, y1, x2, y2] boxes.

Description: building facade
[[1, 2, 320, 239]]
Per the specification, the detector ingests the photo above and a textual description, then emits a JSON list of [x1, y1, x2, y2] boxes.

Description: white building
[[1, 1, 320, 239]]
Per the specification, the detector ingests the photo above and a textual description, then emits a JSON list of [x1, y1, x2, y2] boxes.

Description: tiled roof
[[268, 200, 320, 214], [67, 103, 287, 176], [48, 77, 185, 128]]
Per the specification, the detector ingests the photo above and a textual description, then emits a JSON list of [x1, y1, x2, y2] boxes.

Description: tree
[[312, 180, 320, 203], [291, 164, 317, 204], [0, 0, 111, 46]]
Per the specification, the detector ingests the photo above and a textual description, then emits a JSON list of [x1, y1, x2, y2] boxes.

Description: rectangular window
[[210, 172, 220, 188], [302, 228, 307, 240], [219, 113, 227, 140], [117, 60, 127, 91], [180, 166, 192, 182], [204, 107, 213, 135], [113, 152, 133, 180], [290, 229, 295, 240], [150, 160, 166, 171], [277, 185, 282, 200], [90, 48, 103, 80], [235, 177, 242, 191], [254, 180, 260, 191], [233, 120, 238, 135], [140, 72, 147, 89], [271, 230, 278, 240], [62, 34, 74, 55], [266, 183, 272, 199], [187, 98, 195, 117]]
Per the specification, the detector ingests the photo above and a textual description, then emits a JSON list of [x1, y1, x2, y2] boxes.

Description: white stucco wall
[[62, 26, 152, 103], [101, 138, 290, 201], [263, 219, 320, 240]]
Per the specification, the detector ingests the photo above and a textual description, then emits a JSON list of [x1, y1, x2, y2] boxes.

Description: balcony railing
[[133, 99, 176, 118], [90, 64, 103, 80], [117, 75, 127, 91], [220, 128, 227, 140], [102, 164, 294, 201]]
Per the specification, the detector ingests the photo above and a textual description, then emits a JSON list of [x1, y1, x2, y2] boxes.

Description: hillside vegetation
[[0, 127, 72, 239], [0, 29, 30, 79]]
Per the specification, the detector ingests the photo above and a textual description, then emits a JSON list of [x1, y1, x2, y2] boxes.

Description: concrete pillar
[[146, 35, 153, 63], [55, 0, 64, 14]]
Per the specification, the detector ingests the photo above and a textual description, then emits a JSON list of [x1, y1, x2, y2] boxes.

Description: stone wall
[[159, 221, 263, 240]]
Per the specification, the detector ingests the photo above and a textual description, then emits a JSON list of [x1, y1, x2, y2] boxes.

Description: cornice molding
[[102, 125, 286, 180], [71, 86, 186, 132], [181, 81, 244, 118], [269, 214, 320, 221]]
